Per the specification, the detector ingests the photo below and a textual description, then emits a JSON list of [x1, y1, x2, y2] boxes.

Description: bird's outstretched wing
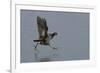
[[37, 16, 48, 40]]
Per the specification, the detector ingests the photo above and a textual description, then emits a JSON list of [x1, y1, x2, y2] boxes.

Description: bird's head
[[53, 32, 58, 36], [51, 32, 58, 38]]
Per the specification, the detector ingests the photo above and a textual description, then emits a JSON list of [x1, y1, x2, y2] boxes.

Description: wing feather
[[37, 16, 48, 39]]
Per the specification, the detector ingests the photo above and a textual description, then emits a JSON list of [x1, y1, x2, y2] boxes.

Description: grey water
[[33, 45, 60, 62], [20, 10, 89, 63]]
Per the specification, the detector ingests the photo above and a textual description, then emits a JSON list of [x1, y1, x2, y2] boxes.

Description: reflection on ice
[[33, 45, 60, 62]]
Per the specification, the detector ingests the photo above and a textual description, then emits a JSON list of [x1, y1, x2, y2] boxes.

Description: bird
[[33, 16, 58, 50]]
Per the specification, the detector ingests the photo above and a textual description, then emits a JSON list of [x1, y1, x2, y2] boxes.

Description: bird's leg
[[34, 43, 39, 53], [34, 43, 39, 62], [34, 43, 38, 49]]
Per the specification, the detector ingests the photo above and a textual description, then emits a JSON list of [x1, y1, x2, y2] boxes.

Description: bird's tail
[[33, 40, 42, 42]]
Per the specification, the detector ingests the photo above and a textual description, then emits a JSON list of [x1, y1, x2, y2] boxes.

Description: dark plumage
[[33, 16, 58, 49]]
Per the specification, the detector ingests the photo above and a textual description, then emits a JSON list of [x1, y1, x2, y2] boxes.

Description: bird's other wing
[[37, 16, 48, 39]]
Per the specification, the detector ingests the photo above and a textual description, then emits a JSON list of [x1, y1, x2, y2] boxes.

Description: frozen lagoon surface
[[23, 42, 89, 62], [20, 10, 89, 63], [33, 44, 61, 62]]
